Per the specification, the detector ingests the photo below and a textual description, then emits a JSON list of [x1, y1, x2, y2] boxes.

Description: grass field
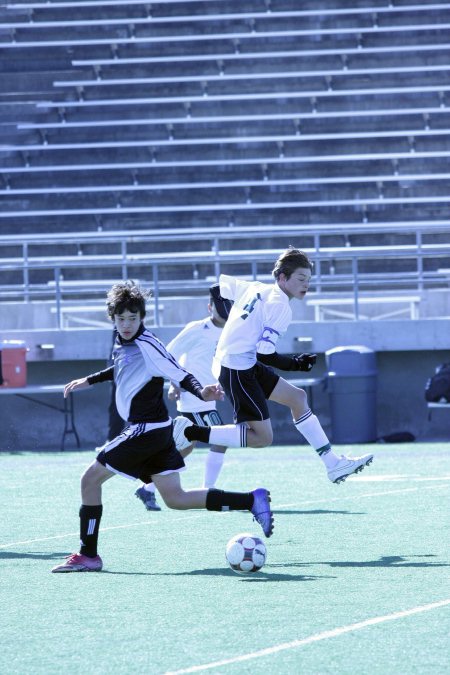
[[1, 443, 449, 674]]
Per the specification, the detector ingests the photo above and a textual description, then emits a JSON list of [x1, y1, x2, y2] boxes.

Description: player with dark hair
[[135, 282, 232, 510], [51, 281, 273, 573], [182, 248, 374, 483]]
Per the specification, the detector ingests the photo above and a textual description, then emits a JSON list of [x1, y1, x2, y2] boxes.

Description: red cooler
[[0, 340, 27, 388]]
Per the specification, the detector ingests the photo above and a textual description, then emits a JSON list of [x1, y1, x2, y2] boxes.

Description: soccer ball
[[225, 533, 267, 575]]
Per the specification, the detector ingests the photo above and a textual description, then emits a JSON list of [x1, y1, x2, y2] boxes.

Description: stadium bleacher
[[1, 0, 450, 446], [1, 1, 450, 326], [1, 0, 450, 236]]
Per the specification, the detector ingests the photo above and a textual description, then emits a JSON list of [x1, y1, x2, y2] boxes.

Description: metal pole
[[152, 264, 160, 326], [314, 234, 321, 293], [121, 240, 127, 279], [416, 231, 423, 292], [54, 267, 62, 329], [23, 242, 29, 303], [352, 257, 359, 320]]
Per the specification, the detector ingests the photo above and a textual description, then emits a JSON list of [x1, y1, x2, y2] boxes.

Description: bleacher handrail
[[5, 2, 449, 20], [2, 238, 450, 326], [52, 63, 450, 89], [2, 243, 450, 270], [33, 83, 450, 109], [3, 195, 450, 219], [3, 21, 450, 49], [1, 221, 450, 247], [70, 42, 450, 68], [15, 105, 450, 132], [1, 172, 450, 197], [4, 127, 450, 153], [5, 149, 450, 175]]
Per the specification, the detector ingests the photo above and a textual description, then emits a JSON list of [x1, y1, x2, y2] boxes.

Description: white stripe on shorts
[[103, 419, 172, 453]]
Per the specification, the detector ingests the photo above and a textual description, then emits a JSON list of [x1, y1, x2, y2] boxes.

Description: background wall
[[1, 346, 447, 452]]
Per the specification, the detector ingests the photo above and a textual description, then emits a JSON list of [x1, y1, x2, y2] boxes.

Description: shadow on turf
[[0, 551, 69, 560], [100, 567, 333, 581], [269, 554, 450, 569], [322, 554, 450, 568]]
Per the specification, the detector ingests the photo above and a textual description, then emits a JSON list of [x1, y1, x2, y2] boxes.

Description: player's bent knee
[[290, 388, 309, 416], [81, 468, 95, 488], [159, 490, 186, 510], [295, 387, 308, 405], [81, 462, 109, 489], [248, 430, 273, 448], [297, 389, 308, 405]]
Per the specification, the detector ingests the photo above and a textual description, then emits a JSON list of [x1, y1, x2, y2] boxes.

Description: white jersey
[[167, 317, 223, 413], [214, 274, 292, 373]]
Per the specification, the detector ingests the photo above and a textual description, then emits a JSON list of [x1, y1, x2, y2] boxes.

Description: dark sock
[[206, 489, 253, 512], [79, 504, 103, 558], [185, 424, 210, 444]]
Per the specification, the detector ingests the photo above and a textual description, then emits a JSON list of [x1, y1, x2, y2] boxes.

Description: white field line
[[353, 474, 450, 482], [276, 482, 447, 510], [0, 513, 202, 549], [0, 483, 446, 550], [165, 599, 450, 674]]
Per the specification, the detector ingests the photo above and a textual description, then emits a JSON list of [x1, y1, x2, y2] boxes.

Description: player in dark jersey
[[135, 283, 232, 510], [52, 281, 273, 573]]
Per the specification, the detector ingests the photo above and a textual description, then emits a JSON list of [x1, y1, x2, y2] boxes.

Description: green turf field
[[1, 443, 449, 674]]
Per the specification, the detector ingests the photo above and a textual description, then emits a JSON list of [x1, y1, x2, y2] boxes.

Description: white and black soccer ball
[[225, 533, 267, 575]]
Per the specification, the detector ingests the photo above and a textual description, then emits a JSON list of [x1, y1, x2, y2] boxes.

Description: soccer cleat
[[172, 415, 194, 451], [51, 552, 103, 573], [251, 488, 274, 538], [135, 486, 162, 511], [327, 453, 374, 484]]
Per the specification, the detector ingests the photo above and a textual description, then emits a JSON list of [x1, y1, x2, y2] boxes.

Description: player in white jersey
[[134, 284, 232, 510], [52, 282, 273, 572], [183, 248, 374, 484]]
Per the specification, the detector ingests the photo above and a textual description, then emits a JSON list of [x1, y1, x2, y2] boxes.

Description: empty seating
[[1, 1, 450, 240]]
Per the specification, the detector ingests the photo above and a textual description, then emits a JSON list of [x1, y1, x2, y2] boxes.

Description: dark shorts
[[96, 421, 185, 484], [219, 363, 279, 424], [183, 409, 224, 427]]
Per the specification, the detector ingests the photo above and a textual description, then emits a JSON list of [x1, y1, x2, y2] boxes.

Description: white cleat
[[327, 453, 374, 484], [172, 416, 194, 451]]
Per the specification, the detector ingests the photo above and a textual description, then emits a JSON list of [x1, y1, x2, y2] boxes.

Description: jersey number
[[241, 293, 261, 320]]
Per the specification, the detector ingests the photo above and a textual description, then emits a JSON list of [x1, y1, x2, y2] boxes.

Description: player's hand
[[201, 383, 225, 402], [63, 377, 90, 398], [168, 383, 181, 401], [292, 353, 317, 372]]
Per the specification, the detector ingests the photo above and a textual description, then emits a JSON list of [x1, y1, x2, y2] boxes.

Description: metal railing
[[1, 223, 450, 328]]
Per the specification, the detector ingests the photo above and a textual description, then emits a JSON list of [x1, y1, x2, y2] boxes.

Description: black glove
[[291, 353, 317, 372]]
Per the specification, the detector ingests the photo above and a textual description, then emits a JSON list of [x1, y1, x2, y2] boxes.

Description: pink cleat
[[51, 552, 103, 573]]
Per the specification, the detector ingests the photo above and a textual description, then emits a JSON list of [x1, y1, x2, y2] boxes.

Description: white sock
[[143, 483, 156, 494], [203, 450, 226, 488], [294, 410, 339, 468], [209, 424, 247, 447]]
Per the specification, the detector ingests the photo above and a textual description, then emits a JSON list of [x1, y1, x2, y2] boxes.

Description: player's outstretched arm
[[64, 377, 90, 398], [258, 351, 317, 372]]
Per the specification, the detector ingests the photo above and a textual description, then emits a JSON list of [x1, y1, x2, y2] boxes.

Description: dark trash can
[[326, 345, 377, 443]]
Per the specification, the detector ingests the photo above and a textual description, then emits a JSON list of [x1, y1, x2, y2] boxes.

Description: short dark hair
[[272, 247, 313, 280], [106, 280, 150, 320]]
